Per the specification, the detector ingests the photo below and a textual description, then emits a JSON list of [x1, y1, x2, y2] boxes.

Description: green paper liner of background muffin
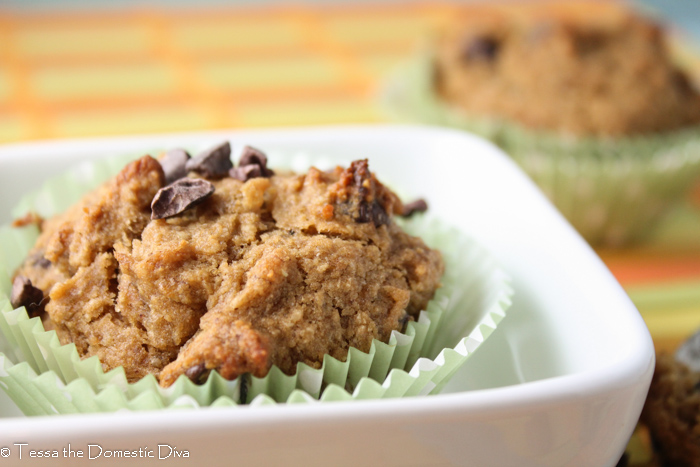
[[0, 152, 512, 415], [381, 51, 700, 246]]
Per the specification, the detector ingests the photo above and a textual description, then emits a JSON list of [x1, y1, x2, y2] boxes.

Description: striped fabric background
[[0, 2, 699, 462]]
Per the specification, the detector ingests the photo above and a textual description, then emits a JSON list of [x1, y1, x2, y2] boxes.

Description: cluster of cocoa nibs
[[151, 142, 274, 220]]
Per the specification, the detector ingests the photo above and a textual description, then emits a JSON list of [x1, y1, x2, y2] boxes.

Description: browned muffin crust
[[14, 152, 444, 387], [435, 1, 700, 137]]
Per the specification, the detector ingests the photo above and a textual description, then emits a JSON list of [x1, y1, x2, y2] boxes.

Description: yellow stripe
[[640, 306, 700, 339], [626, 280, 700, 311]]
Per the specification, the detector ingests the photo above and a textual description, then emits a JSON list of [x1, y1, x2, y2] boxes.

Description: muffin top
[[434, 1, 700, 137], [12, 146, 443, 387]]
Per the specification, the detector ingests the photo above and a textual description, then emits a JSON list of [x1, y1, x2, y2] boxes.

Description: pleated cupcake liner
[[381, 51, 700, 246], [0, 151, 511, 415]]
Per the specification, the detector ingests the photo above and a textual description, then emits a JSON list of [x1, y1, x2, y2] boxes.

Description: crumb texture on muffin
[[14, 153, 443, 387], [434, 1, 700, 136]]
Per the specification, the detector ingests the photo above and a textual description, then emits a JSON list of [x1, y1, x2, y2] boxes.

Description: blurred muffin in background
[[641, 330, 700, 467], [435, 2, 700, 137], [383, 1, 700, 246]]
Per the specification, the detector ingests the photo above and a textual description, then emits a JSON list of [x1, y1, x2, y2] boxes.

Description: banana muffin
[[434, 1, 700, 137], [642, 353, 700, 467], [384, 1, 700, 246], [11, 143, 443, 387]]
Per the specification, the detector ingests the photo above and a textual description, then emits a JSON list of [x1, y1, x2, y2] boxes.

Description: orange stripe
[[0, 2, 458, 24], [137, 13, 231, 129], [7, 32, 428, 71], [0, 17, 49, 139], [30, 87, 366, 113], [599, 250, 700, 286], [690, 181, 700, 208]]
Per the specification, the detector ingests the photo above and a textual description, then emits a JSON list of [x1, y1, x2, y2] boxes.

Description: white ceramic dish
[[0, 125, 653, 466]]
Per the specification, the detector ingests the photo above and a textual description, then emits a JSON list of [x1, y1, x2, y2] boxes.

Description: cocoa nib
[[357, 200, 389, 226], [230, 164, 263, 182], [151, 179, 215, 219], [230, 146, 274, 182], [184, 363, 210, 384], [401, 199, 428, 217], [239, 146, 274, 176], [185, 141, 233, 179], [30, 252, 51, 269], [159, 148, 191, 184], [462, 36, 499, 61], [11, 276, 46, 317]]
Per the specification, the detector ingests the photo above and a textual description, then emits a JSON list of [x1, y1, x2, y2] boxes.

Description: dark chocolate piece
[[357, 200, 389, 226], [228, 146, 274, 181], [462, 36, 499, 61], [160, 148, 191, 184], [574, 31, 606, 56], [229, 164, 263, 182], [676, 328, 700, 372], [29, 252, 51, 269], [238, 146, 274, 177], [185, 141, 233, 179], [11, 276, 46, 317], [151, 179, 215, 220], [184, 363, 209, 384], [401, 199, 428, 217]]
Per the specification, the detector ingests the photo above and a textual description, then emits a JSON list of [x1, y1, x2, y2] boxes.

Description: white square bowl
[[0, 125, 653, 466]]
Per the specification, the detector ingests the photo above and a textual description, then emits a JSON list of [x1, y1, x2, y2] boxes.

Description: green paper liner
[[0, 152, 512, 415], [381, 51, 700, 246]]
